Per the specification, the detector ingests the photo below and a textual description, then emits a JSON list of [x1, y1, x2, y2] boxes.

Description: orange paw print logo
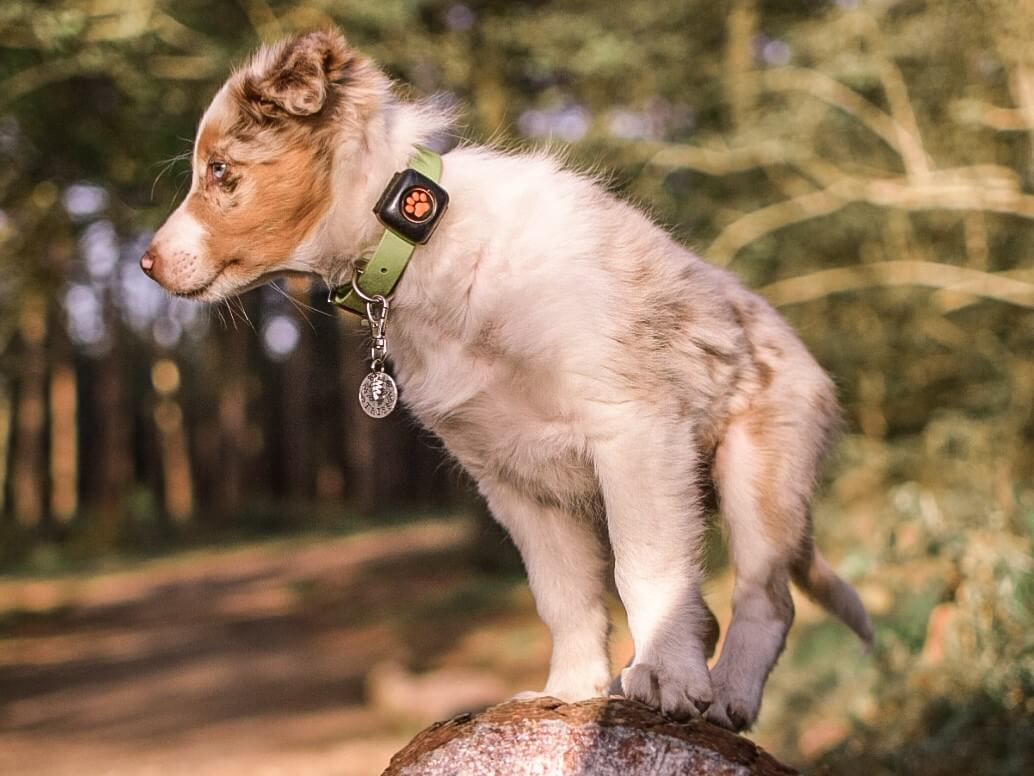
[[402, 187, 434, 222]]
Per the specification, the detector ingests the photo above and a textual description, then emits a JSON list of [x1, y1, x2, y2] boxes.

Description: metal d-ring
[[350, 266, 394, 306]]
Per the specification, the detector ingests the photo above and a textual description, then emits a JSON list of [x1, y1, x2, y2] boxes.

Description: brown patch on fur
[[742, 402, 771, 449], [754, 358, 774, 390], [240, 30, 355, 119], [232, 31, 387, 145], [737, 403, 808, 556], [744, 378, 837, 556], [471, 323, 505, 360], [187, 136, 331, 276], [766, 572, 795, 624]]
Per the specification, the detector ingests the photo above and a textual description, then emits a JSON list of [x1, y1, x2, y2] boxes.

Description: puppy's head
[[141, 30, 383, 300]]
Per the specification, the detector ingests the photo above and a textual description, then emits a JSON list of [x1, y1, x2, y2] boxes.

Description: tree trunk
[[151, 358, 193, 523], [725, 0, 757, 130], [48, 340, 78, 524], [93, 341, 131, 535], [12, 294, 48, 528], [213, 319, 251, 518], [382, 697, 797, 776]]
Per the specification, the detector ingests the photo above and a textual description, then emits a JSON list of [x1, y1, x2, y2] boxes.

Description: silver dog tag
[[359, 371, 398, 418]]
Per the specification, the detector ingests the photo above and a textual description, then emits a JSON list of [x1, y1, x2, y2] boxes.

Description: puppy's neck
[[295, 98, 450, 289]]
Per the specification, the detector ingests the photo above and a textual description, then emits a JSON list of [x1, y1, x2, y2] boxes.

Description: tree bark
[[382, 697, 797, 776]]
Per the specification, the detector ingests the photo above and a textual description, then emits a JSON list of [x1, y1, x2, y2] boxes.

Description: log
[[382, 696, 797, 775]]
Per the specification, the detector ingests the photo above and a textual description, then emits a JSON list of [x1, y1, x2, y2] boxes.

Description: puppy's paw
[[621, 661, 712, 721], [704, 667, 762, 732]]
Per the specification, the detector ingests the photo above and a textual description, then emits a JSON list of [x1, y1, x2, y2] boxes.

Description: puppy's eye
[[208, 161, 228, 184]]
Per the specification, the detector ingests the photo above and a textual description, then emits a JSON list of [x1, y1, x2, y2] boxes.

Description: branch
[[0, 50, 151, 107], [0, 2, 154, 48], [707, 179, 859, 264], [847, 10, 932, 178], [148, 55, 219, 80], [746, 6, 937, 177], [931, 268, 1034, 312], [153, 13, 220, 53], [950, 99, 1034, 132], [238, 0, 283, 39], [1002, 2, 1034, 168], [0, 55, 103, 107], [756, 67, 915, 162], [861, 173, 1034, 215], [725, 0, 758, 130], [874, 56, 930, 178], [760, 261, 1034, 309], [78, 1, 155, 43], [646, 140, 803, 176], [706, 166, 1034, 264], [1009, 59, 1034, 142]]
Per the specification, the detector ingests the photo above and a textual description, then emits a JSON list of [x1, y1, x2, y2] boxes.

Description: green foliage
[[755, 412, 1033, 771]]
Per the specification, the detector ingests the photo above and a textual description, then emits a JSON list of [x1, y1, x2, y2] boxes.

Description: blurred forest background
[[0, 0, 1032, 774]]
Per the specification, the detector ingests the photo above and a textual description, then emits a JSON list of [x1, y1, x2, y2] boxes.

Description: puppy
[[141, 29, 872, 731]]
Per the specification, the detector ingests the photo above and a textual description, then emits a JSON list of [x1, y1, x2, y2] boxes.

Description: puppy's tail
[[791, 543, 873, 650]]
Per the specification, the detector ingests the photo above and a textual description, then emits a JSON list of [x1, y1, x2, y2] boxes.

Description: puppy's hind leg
[[706, 411, 807, 732], [480, 479, 612, 702]]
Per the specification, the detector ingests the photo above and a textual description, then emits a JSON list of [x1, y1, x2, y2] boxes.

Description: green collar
[[329, 147, 446, 316]]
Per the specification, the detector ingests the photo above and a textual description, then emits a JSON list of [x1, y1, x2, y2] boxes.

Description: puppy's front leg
[[593, 420, 713, 719], [480, 479, 612, 702]]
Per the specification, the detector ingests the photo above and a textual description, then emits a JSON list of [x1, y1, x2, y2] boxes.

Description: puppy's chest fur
[[386, 283, 758, 518], [392, 324, 602, 514]]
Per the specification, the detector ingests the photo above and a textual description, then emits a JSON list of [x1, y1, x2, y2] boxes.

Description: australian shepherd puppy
[[142, 29, 871, 731]]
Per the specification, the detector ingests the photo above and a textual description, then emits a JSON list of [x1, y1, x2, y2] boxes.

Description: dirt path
[[0, 518, 550, 776]]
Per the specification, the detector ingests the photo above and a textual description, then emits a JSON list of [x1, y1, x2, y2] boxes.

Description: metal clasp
[[366, 295, 389, 371]]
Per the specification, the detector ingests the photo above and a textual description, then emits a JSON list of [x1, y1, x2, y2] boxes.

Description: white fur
[[333, 142, 728, 718], [294, 122, 867, 726], [147, 38, 873, 730]]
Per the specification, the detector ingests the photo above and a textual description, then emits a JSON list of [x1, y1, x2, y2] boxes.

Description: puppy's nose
[[140, 249, 157, 275]]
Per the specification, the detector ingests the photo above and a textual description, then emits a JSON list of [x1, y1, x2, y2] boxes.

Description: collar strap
[[330, 147, 448, 316]]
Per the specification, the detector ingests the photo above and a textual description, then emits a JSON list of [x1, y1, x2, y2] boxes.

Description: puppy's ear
[[245, 30, 352, 118]]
